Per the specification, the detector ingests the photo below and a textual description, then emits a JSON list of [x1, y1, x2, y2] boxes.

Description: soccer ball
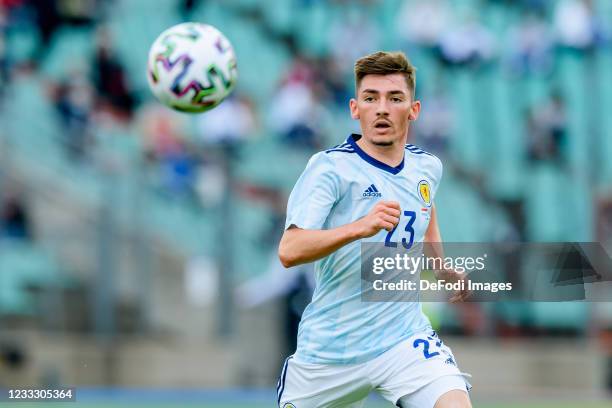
[[147, 22, 238, 113]]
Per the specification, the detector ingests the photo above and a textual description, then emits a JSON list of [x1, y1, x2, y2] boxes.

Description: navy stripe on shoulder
[[405, 144, 433, 156], [328, 141, 351, 149], [325, 147, 356, 154], [325, 141, 354, 153], [405, 144, 423, 150]]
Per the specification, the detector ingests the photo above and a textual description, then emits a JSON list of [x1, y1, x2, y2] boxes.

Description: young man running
[[277, 51, 471, 408]]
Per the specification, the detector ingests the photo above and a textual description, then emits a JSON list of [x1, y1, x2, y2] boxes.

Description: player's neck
[[356, 135, 405, 167]]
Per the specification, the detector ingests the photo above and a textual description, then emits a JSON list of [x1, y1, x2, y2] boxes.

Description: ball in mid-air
[[147, 22, 238, 113]]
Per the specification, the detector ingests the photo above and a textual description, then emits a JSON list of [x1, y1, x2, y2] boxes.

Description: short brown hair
[[354, 51, 416, 97]]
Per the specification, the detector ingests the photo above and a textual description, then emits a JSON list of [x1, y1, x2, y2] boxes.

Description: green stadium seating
[[3, 0, 612, 332], [0, 240, 65, 316]]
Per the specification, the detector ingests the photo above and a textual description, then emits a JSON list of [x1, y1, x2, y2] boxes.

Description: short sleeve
[[285, 152, 339, 230], [430, 155, 444, 201]]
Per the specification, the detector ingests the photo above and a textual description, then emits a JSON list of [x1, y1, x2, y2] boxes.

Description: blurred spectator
[[0, 192, 32, 240], [50, 71, 95, 161], [24, 0, 105, 65], [505, 10, 554, 75], [526, 92, 568, 165], [553, 0, 599, 52], [413, 84, 454, 157], [197, 94, 257, 145], [268, 57, 327, 150], [438, 13, 496, 68], [139, 104, 186, 161], [178, 0, 204, 20], [314, 55, 351, 108], [91, 27, 135, 121], [395, 0, 451, 52], [137, 104, 199, 202], [282, 55, 317, 85], [237, 183, 287, 247], [160, 143, 199, 202], [269, 81, 321, 150], [27, 0, 62, 62]]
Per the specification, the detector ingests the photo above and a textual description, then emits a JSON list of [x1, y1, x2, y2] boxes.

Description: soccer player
[[276, 51, 472, 408]]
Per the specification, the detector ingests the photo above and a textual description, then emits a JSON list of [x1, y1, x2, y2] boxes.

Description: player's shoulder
[[404, 142, 435, 158], [303, 140, 358, 169], [405, 143, 442, 166], [324, 140, 357, 156], [405, 143, 443, 180], [303, 146, 346, 173]]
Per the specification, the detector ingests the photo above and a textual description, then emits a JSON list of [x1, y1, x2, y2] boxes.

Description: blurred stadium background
[[0, 0, 612, 406]]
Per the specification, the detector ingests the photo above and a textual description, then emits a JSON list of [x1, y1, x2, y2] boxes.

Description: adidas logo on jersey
[[363, 184, 382, 198]]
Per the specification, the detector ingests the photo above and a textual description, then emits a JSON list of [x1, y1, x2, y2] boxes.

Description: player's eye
[[363, 96, 374, 102], [391, 97, 403, 103]]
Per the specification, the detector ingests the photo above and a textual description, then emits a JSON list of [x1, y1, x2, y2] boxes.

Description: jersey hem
[[293, 325, 433, 365]]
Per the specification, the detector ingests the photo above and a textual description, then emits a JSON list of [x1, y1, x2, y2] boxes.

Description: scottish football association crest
[[418, 180, 432, 207]]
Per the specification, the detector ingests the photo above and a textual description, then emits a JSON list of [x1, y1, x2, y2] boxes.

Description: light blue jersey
[[285, 134, 444, 364]]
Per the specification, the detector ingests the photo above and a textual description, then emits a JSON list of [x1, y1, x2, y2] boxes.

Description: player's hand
[[356, 200, 401, 238], [435, 269, 471, 302], [448, 271, 472, 303]]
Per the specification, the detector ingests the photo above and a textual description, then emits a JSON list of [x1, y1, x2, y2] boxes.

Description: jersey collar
[[347, 134, 405, 175]]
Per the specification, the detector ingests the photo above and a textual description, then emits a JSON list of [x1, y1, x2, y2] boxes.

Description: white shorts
[[277, 331, 471, 408]]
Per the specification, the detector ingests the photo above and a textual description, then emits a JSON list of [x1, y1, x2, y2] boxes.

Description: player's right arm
[[279, 201, 400, 268]]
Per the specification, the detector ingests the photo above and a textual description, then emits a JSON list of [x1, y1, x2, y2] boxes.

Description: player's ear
[[349, 98, 359, 119], [408, 100, 421, 121]]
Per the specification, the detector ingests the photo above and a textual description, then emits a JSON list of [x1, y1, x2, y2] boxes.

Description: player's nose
[[376, 99, 389, 115]]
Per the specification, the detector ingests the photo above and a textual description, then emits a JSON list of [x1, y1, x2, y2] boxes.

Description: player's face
[[350, 73, 420, 147]]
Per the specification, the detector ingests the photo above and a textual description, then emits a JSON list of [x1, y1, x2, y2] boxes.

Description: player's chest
[[338, 171, 434, 244], [344, 171, 433, 214], [333, 181, 427, 247]]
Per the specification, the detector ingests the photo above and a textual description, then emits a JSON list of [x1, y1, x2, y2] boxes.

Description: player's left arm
[[423, 203, 443, 257], [424, 204, 470, 302], [423, 204, 451, 277]]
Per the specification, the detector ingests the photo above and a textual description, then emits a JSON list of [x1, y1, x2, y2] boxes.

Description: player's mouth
[[374, 121, 392, 132]]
